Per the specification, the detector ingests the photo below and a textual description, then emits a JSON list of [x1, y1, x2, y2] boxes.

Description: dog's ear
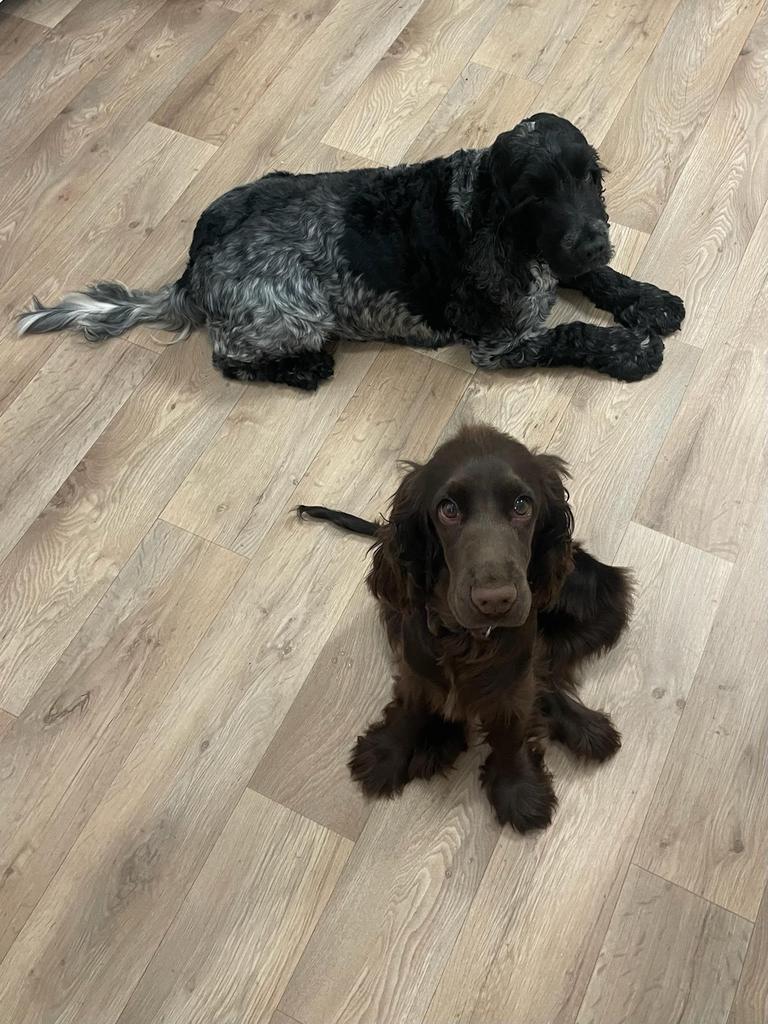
[[367, 463, 442, 609], [529, 453, 574, 609], [488, 120, 540, 208]]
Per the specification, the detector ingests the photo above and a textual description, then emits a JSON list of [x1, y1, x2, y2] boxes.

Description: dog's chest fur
[[515, 260, 558, 336]]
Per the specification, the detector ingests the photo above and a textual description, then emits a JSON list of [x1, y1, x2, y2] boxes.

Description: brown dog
[[298, 424, 631, 832]]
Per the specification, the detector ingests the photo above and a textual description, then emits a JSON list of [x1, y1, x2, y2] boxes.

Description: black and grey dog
[[19, 113, 684, 390]]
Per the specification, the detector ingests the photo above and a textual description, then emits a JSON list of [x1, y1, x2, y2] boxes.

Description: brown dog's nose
[[470, 584, 517, 617]]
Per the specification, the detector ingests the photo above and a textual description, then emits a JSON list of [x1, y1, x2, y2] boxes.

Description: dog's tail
[[296, 504, 378, 536], [17, 279, 201, 343]]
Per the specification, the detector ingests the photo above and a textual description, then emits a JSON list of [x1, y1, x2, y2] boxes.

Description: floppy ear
[[529, 454, 574, 610], [488, 120, 539, 210], [367, 463, 443, 609]]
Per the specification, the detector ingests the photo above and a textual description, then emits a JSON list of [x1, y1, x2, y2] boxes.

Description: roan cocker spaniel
[[19, 114, 684, 390], [298, 424, 632, 832]]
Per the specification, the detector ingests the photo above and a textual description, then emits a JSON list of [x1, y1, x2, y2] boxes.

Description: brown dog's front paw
[[551, 706, 622, 763], [349, 724, 411, 798], [481, 755, 557, 832]]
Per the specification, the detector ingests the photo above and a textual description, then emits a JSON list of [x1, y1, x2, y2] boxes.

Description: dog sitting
[[298, 424, 631, 832], [19, 114, 684, 391]]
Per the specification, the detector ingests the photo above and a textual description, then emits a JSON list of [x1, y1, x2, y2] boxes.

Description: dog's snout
[[470, 584, 517, 617], [578, 221, 610, 264]]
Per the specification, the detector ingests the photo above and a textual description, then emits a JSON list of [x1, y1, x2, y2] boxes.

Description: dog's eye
[[513, 495, 533, 517], [438, 499, 461, 523]]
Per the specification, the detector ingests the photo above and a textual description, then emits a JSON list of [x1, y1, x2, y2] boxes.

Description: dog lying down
[[297, 424, 632, 832], [19, 113, 684, 391]]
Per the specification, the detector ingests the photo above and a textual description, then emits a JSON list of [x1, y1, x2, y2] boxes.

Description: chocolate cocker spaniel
[[298, 424, 632, 832]]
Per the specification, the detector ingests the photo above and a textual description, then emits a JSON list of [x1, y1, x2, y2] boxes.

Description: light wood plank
[[729, 887, 768, 1023], [153, 0, 336, 146], [0, 333, 240, 715], [576, 866, 751, 1024], [529, 339, 698, 562], [0, 350, 466, 1024], [324, 0, 506, 163], [117, 790, 351, 1024], [600, 0, 761, 232], [0, 0, 238, 287], [635, 505, 768, 920], [162, 343, 378, 555], [0, 709, 14, 739], [423, 524, 731, 1024], [628, 9, 768, 350], [0, 338, 155, 582], [0, 520, 245, 961], [473, 0, 590, 84], [279, 745, 499, 1024], [0, 12, 48, 78], [635, 201, 768, 559], [404, 62, 540, 161], [530, 0, 680, 145], [3, 0, 82, 29], [250, 580, 387, 840], [0, 0, 166, 170], [0, 121, 217, 415]]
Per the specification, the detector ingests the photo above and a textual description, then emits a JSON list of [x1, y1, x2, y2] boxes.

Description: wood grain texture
[[0, 0, 166, 169], [0, 351, 466, 1024], [0, 521, 245, 961], [0, 337, 155, 581], [729, 887, 768, 1024], [629, 8, 768, 350], [405, 62, 540, 162], [250, 581, 388, 840], [117, 790, 351, 1024], [635, 201, 768, 560], [601, 0, 762, 232], [0, 121, 217, 414], [0, 334, 240, 715], [0, 0, 237, 287], [153, 0, 336, 146], [0, 709, 14, 740], [635, 503, 768, 920], [279, 746, 499, 1024], [576, 866, 751, 1024], [0, 12, 48, 77], [324, 0, 506, 163], [423, 524, 731, 1024], [530, 0, 680, 144], [162, 342, 378, 554], [2, 0, 82, 29], [473, 0, 590, 84]]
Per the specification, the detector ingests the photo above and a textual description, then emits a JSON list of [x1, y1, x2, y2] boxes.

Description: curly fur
[[19, 114, 684, 390], [298, 424, 633, 832]]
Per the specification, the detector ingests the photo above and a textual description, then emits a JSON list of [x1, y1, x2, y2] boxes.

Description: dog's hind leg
[[560, 267, 685, 337], [213, 348, 335, 390], [477, 322, 666, 382]]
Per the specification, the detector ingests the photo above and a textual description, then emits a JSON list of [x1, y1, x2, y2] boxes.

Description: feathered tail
[[17, 280, 200, 342]]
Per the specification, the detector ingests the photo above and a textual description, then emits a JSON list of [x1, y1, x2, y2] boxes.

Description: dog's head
[[487, 113, 611, 277], [369, 425, 574, 633]]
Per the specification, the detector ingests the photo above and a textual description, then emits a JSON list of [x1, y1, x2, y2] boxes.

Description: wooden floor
[[0, 0, 766, 1021]]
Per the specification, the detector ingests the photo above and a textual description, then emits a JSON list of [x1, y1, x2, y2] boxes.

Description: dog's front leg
[[480, 712, 557, 832], [561, 267, 685, 337], [486, 321, 665, 382]]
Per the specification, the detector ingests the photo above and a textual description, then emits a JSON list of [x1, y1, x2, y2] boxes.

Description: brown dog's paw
[[408, 717, 467, 781], [481, 755, 558, 833], [349, 724, 411, 798], [552, 706, 621, 762]]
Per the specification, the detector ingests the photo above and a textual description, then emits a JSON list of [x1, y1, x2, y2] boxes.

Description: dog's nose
[[470, 584, 517, 617], [579, 222, 610, 264]]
